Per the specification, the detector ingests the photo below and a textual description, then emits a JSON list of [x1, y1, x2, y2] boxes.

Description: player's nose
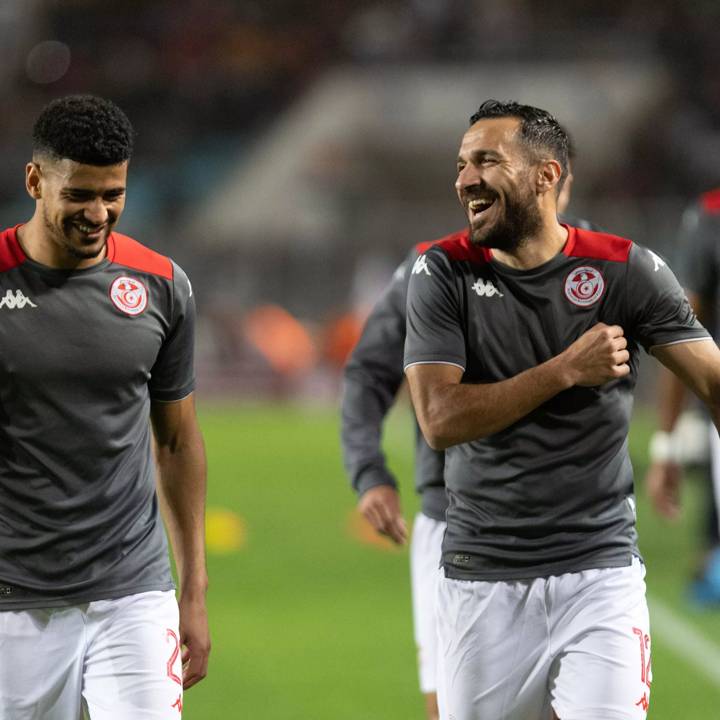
[[83, 198, 108, 225]]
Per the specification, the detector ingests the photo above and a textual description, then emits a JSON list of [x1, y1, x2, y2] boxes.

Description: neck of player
[[491, 216, 568, 271]]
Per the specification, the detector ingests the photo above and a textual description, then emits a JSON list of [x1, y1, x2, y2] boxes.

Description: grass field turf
[[184, 401, 720, 718]]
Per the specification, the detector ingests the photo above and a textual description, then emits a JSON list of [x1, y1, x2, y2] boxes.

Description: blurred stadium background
[[2, 1, 720, 717]]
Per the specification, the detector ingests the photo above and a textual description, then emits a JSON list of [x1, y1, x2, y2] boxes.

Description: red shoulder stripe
[[564, 225, 632, 263], [0, 226, 27, 272], [436, 229, 491, 263], [107, 233, 173, 279], [701, 188, 720, 214], [415, 229, 468, 255]]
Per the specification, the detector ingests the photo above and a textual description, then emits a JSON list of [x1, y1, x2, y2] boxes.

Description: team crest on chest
[[109, 276, 148, 316], [564, 266, 604, 307]]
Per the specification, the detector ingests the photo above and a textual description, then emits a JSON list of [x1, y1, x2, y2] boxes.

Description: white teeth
[[468, 199, 493, 211]]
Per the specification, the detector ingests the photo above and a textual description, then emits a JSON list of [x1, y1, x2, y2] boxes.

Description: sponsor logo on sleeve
[[412, 254, 431, 276], [109, 276, 148, 316], [0, 289, 37, 309], [564, 266, 605, 307], [472, 278, 504, 298]]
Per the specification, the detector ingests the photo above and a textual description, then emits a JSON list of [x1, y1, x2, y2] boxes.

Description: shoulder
[[0, 226, 27, 272], [107, 232, 174, 280], [565, 225, 633, 263], [418, 228, 490, 264], [700, 188, 720, 215]]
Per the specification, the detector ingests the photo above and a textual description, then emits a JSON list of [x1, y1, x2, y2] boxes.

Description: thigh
[[83, 591, 183, 720], [549, 560, 651, 720], [410, 513, 446, 693], [0, 607, 84, 720], [436, 571, 552, 720]]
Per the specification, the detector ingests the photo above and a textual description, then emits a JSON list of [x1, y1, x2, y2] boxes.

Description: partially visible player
[[341, 137, 595, 718], [646, 187, 720, 603], [0, 95, 209, 718], [404, 99, 720, 720]]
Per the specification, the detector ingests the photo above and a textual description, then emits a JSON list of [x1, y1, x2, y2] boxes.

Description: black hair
[[469, 99, 569, 185], [32, 94, 134, 165]]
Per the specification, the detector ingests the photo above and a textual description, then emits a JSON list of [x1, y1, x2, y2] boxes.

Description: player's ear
[[536, 159, 562, 196], [25, 162, 43, 200]]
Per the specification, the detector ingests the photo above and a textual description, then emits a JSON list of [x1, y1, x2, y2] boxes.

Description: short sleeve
[[404, 247, 466, 371], [625, 243, 710, 353], [149, 262, 196, 401]]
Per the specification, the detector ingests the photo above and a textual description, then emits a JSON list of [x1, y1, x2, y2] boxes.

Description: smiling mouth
[[72, 221, 106, 238], [468, 198, 495, 218]]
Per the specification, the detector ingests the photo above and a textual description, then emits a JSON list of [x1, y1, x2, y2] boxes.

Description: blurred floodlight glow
[[26, 40, 71, 84]]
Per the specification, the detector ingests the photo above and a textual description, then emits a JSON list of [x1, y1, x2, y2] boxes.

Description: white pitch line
[[648, 594, 720, 685]]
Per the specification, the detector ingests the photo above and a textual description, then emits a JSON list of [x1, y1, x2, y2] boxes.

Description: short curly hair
[[32, 94, 134, 165], [469, 99, 569, 186]]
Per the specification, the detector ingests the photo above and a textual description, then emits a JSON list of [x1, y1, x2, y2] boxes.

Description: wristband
[[648, 430, 680, 464]]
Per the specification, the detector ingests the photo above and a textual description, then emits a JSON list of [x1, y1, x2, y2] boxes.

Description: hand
[[645, 461, 682, 520], [561, 323, 630, 387], [358, 485, 407, 545], [178, 592, 211, 689]]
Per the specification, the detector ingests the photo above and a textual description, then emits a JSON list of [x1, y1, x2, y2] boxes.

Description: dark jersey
[[341, 239, 446, 521], [0, 226, 195, 609], [404, 225, 709, 581], [677, 188, 720, 339], [341, 218, 601, 522]]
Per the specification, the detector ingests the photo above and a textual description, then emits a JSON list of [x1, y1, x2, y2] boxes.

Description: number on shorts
[[166, 628, 183, 686], [632, 626, 652, 688]]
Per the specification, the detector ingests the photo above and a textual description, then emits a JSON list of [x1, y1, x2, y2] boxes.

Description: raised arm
[[406, 322, 630, 449], [653, 339, 720, 429], [151, 394, 210, 689]]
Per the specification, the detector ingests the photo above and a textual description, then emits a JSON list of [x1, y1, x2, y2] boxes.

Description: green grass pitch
[[182, 402, 720, 718]]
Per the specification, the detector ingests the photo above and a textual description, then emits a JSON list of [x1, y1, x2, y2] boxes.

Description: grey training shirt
[[0, 226, 195, 609], [341, 238, 446, 520], [404, 225, 709, 581]]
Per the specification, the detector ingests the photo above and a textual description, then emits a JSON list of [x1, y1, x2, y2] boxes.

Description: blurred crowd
[[1, 1, 719, 394]]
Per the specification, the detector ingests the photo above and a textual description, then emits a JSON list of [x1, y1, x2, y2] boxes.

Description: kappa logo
[[109, 276, 148, 316], [472, 278, 503, 298], [412, 254, 431, 276], [647, 249, 666, 273], [564, 266, 605, 307], [0, 289, 37, 309]]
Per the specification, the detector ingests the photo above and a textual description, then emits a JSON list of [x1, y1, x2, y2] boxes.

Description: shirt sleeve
[[340, 253, 411, 496], [149, 262, 196, 401], [676, 202, 717, 299], [404, 246, 466, 371], [625, 243, 710, 353]]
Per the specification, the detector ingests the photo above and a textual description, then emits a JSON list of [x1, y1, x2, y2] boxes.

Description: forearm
[[413, 355, 573, 449], [156, 429, 208, 596], [340, 375, 400, 493], [655, 365, 688, 432]]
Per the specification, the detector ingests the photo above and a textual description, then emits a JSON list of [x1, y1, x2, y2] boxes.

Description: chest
[[0, 268, 169, 389], [457, 261, 629, 378]]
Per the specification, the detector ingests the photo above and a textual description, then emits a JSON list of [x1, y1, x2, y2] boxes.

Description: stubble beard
[[43, 208, 109, 260], [469, 184, 542, 253]]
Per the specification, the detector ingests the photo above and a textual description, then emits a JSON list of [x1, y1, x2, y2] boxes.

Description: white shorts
[[436, 558, 651, 720], [410, 512, 446, 694], [710, 424, 720, 535], [0, 590, 183, 720]]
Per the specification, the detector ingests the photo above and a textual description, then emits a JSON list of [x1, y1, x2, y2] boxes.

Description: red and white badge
[[564, 266, 604, 307], [109, 276, 148, 315]]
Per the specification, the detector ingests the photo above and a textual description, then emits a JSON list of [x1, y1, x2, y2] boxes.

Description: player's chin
[[468, 225, 492, 247]]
